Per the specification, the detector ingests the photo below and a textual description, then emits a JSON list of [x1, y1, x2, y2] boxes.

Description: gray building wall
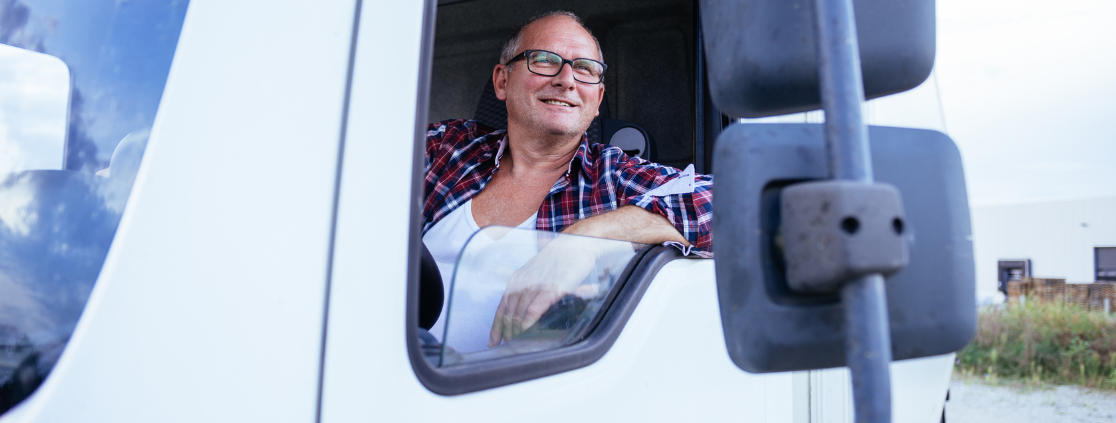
[[972, 197, 1116, 299]]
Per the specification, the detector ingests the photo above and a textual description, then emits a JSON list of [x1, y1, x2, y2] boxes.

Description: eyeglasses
[[505, 50, 607, 84]]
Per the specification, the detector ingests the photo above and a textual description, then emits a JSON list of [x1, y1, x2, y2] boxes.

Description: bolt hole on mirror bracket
[[702, 0, 974, 422]]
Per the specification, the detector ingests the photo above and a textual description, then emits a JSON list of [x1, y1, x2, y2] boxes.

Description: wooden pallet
[[1065, 283, 1090, 308], [1004, 277, 1116, 312], [1006, 280, 1028, 305], [1087, 283, 1116, 312], [1031, 278, 1066, 304]]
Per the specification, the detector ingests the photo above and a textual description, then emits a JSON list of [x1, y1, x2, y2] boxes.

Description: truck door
[[319, 1, 967, 423]]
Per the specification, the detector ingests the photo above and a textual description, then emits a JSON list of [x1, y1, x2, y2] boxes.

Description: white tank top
[[422, 199, 537, 344]]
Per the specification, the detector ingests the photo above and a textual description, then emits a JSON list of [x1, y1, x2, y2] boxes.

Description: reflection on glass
[[0, 44, 69, 173], [0, 0, 189, 415], [438, 227, 643, 367]]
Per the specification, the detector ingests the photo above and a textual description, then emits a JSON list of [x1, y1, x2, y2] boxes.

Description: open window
[[427, 0, 726, 172], [407, 0, 720, 394]]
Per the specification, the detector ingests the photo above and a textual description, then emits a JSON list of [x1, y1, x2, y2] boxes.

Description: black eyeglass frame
[[504, 49, 608, 84]]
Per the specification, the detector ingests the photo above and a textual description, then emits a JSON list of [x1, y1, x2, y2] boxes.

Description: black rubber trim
[[404, 0, 439, 390], [410, 245, 684, 395]]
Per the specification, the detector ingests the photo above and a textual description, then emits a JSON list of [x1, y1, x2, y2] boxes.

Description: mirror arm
[[811, 0, 895, 421]]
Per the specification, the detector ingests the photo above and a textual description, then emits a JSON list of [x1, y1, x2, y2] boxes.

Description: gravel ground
[[946, 377, 1116, 423]]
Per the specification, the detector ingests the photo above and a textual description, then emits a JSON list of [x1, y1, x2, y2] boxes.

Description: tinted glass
[[0, 0, 189, 414], [438, 226, 641, 367]]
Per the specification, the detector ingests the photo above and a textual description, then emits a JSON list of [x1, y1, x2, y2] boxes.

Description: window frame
[[407, 242, 684, 395], [404, 0, 695, 395]]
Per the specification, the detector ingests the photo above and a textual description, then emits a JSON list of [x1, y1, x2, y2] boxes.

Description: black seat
[[473, 79, 652, 159]]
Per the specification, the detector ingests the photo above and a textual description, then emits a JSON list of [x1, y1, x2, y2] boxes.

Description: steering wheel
[[418, 242, 444, 330]]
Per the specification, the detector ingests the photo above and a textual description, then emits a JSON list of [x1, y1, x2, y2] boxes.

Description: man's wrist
[[562, 205, 689, 246]]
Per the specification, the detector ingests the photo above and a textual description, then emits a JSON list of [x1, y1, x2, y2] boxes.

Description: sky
[[917, 0, 1115, 207]]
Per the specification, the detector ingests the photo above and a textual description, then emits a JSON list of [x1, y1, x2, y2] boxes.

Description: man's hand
[[487, 206, 690, 347], [488, 236, 599, 346]]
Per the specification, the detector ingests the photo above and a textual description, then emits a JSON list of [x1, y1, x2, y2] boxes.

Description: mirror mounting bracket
[[781, 181, 909, 294]]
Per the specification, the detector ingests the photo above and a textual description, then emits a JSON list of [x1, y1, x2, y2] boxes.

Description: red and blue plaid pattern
[[422, 119, 713, 257]]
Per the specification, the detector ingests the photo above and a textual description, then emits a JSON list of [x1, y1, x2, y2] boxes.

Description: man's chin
[[532, 128, 584, 141], [513, 112, 592, 139], [537, 118, 592, 138], [543, 124, 587, 137]]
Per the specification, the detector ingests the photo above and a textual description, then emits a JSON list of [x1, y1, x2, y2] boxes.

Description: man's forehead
[[520, 16, 599, 60]]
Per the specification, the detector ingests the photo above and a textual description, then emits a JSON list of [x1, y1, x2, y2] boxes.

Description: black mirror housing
[[700, 0, 936, 118], [712, 124, 976, 373]]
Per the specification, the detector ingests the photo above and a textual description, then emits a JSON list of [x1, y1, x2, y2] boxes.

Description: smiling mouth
[[542, 99, 575, 107]]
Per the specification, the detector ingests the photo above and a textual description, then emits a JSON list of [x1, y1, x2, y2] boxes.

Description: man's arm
[[561, 205, 689, 247], [612, 158, 714, 256]]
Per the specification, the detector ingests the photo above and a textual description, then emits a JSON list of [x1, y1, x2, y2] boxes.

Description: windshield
[[0, 0, 189, 414], [437, 226, 644, 367]]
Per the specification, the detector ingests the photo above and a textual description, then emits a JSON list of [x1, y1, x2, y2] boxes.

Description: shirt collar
[[494, 133, 593, 177], [569, 133, 593, 176], [494, 134, 508, 168]]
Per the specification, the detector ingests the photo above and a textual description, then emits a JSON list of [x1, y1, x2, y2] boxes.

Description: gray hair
[[499, 11, 603, 68]]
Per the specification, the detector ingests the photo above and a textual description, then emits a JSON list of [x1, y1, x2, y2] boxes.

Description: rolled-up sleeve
[[615, 157, 714, 257]]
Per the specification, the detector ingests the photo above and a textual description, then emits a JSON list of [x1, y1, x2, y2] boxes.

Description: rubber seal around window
[[407, 245, 686, 395]]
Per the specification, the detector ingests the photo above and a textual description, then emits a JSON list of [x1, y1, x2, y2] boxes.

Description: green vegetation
[[957, 302, 1116, 389]]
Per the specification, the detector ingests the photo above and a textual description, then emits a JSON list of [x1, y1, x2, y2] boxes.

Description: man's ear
[[594, 84, 605, 117], [493, 65, 509, 101]]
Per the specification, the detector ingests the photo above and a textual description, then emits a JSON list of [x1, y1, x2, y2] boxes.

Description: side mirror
[[712, 124, 976, 372], [703, 1, 972, 420], [0, 44, 71, 173], [700, 0, 935, 118]]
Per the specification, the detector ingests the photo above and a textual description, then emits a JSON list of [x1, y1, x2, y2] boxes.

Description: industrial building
[[971, 196, 1116, 300]]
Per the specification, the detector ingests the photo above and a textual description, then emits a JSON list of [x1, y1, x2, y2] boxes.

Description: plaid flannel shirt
[[422, 119, 714, 257]]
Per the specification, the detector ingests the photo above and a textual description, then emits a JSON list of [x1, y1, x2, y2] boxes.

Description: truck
[[0, 0, 969, 421]]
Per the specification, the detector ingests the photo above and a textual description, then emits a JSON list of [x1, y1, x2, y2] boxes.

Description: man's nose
[[551, 62, 577, 88]]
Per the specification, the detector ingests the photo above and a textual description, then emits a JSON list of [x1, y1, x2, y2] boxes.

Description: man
[[422, 11, 713, 347]]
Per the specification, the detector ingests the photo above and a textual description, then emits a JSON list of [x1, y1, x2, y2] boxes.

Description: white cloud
[[0, 272, 55, 336], [0, 176, 37, 237]]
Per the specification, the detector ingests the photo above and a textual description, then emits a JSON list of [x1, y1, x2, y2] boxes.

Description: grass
[[956, 302, 1116, 390]]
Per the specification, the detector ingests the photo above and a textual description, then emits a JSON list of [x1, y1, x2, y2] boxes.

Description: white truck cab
[[0, 0, 957, 421]]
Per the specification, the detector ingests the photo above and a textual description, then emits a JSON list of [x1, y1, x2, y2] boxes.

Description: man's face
[[495, 16, 605, 139]]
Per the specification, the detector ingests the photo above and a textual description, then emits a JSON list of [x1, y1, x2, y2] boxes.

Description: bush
[[957, 302, 1116, 389]]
